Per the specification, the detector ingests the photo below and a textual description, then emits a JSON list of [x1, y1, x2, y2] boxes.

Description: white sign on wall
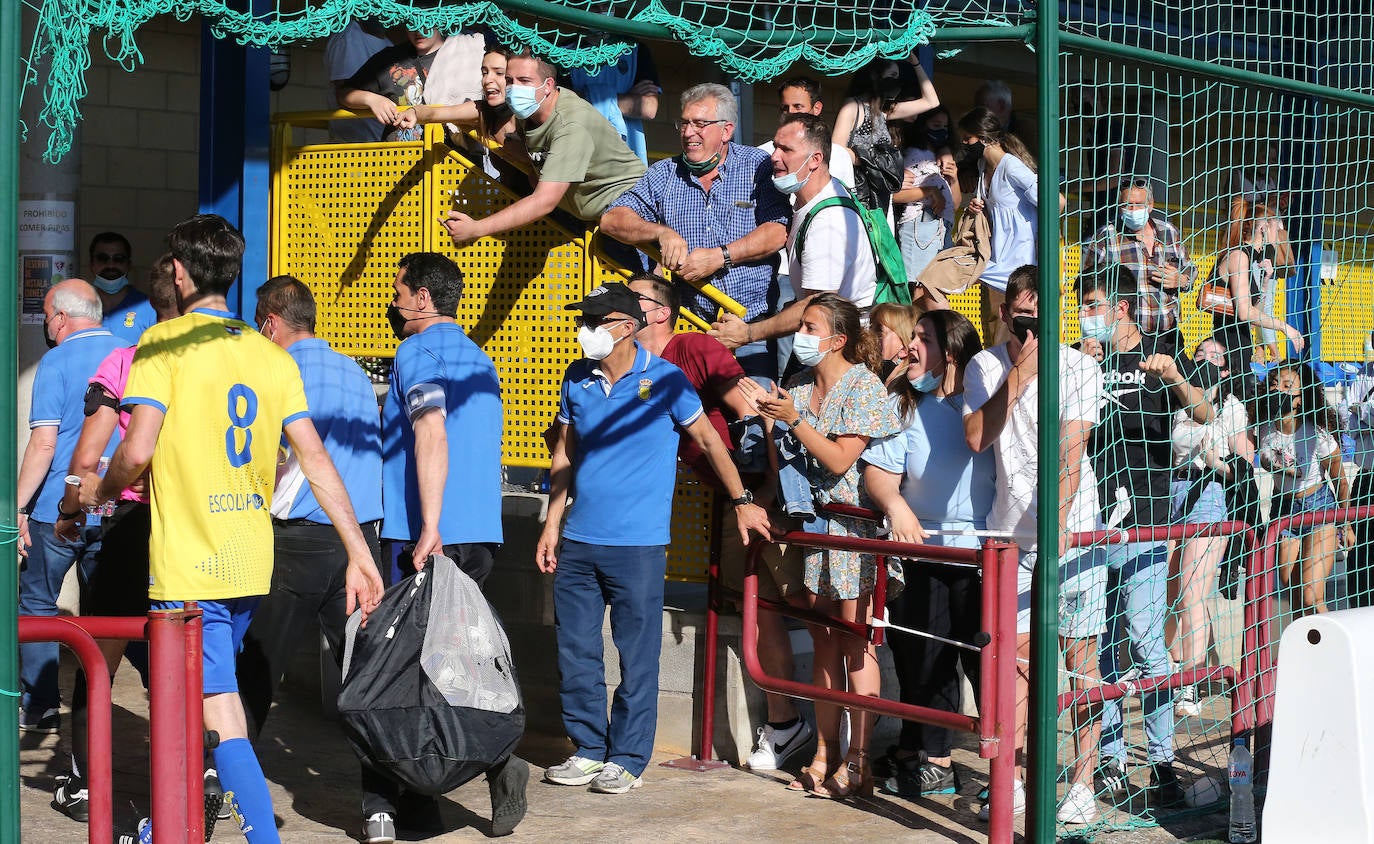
[[18, 200, 76, 252]]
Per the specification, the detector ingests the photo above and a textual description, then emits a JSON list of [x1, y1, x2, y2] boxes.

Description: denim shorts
[[1170, 478, 1228, 525], [1280, 483, 1338, 538]]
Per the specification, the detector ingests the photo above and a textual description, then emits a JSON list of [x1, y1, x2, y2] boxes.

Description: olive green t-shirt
[[520, 89, 647, 221]]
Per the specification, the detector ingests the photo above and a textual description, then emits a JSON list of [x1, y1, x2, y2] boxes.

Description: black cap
[[564, 282, 646, 328]]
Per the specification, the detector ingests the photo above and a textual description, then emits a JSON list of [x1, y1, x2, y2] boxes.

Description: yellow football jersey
[[125, 309, 309, 600]]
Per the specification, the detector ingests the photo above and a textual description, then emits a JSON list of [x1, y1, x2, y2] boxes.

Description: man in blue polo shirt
[[600, 83, 791, 380], [16, 279, 125, 733], [536, 282, 771, 795], [378, 251, 528, 838], [88, 232, 157, 344], [236, 275, 383, 733]]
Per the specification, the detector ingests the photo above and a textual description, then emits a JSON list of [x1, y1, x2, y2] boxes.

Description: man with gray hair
[[601, 82, 791, 380], [16, 279, 124, 733]]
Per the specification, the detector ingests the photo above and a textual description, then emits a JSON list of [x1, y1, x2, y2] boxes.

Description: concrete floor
[[16, 642, 1234, 844]]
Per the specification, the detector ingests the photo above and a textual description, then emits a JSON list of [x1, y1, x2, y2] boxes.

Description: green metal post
[[1, 0, 23, 836], [1029, 4, 1062, 843]]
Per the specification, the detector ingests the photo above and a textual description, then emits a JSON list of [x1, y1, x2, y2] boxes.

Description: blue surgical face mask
[[507, 83, 548, 119], [792, 331, 834, 367], [771, 160, 812, 195], [1121, 207, 1150, 231], [1079, 312, 1115, 345], [93, 274, 129, 295], [908, 369, 942, 393]]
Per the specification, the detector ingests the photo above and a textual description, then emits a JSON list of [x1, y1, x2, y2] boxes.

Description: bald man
[[16, 280, 125, 732]]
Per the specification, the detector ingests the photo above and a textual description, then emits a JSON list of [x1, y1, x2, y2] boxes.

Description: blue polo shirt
[[381, 322, 503, 544], [27, 327, 126, 522], [557, 343, 703, 546], [608, 142, 791, 322], [102, 288, 157, 344], [277, 338, 383, 524]]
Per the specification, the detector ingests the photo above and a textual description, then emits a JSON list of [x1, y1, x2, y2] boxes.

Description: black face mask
[[927, 128, 949, 148], [1273, 391, 1295, 419], [386, 304, 410, 340], [959, 141, 985, 164], [42, 318, 57, 349], [1185, 359, 1222, 392], [1010, 314, 1038, 343]]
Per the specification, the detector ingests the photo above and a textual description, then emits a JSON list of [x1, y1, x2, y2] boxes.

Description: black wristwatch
[[730, 490, 754, 507]]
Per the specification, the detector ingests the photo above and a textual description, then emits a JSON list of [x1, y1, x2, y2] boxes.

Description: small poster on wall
[[22, 254, 70, 325]]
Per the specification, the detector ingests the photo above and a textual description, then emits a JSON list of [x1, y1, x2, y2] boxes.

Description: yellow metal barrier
[[270, 116, 717, 581]]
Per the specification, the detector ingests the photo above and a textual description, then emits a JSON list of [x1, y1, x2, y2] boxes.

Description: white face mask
[[577, 322, 628, 361]]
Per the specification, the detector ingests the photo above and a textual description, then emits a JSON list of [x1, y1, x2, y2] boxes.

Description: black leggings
[[886, 564, 982, 758]]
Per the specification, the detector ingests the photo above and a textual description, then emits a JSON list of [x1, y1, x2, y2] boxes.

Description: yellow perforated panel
[[667, 473, 716, 583], [272, 138, 430, 355]]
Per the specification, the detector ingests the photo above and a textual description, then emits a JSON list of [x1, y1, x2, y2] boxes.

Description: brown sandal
[[811, 751, 873, 799], [785, 766, 826, 793]]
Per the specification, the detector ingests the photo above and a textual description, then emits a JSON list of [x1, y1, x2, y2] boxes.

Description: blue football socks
[[214, 737, 280, 843]]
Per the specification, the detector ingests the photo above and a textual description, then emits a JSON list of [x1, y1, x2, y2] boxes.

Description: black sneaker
[[916, 761, 961, 795], [203, 768, 225, 840], [1149, 763, 1185, 807], [487, 755, 530, 836], [19, 706, 60, 734], [1098, 759, 1129, 797], [51, 771, 89, 822]]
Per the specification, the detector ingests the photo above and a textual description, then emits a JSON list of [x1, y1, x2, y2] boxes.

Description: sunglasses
[[93, 252, 128, 263], [575, 314, 634, 329]]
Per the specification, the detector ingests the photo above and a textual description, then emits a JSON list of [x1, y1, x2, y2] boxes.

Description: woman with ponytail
[[740, 292, 900, 800]]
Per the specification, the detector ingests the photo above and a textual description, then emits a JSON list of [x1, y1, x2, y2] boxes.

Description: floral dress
[[789, 364, 902, 599]]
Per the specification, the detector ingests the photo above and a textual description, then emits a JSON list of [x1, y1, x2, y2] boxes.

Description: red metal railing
[[1064, 521, 1256, 736], [18, 607, 204, 844], [698, 499, 1021, 842]]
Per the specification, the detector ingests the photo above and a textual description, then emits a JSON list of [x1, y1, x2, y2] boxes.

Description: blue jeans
[[1099, 542, 1175, 765], [18, 521, 103, 713], [775, 277, 796, 380], [735, 337, 778, 384], [898, 210, 947, 281], [771, 422, 815, 519], [553, 540, 667, 776]]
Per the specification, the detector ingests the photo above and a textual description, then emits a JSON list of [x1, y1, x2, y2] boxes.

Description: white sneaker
[[1175, 684, 1201, 718], [978, 778, 1025, 820], [746, 719, 814, 771], [1056, 782, 1100, 824]]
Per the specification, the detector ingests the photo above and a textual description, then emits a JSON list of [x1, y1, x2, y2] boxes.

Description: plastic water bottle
[[1228, 738, 1257, 843]]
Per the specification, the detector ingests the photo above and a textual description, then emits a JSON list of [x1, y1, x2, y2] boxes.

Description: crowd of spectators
[[16, 26, 1374, 841]]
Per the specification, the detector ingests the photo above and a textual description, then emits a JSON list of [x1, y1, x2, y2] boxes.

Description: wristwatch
[[65, 474, 82, 487], [720, 244, 733, 271], [730, 490, 754, 507]]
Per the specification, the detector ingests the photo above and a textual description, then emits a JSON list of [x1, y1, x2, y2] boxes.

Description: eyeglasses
[[637, 294, 668, 309], [1119, 177, 1150, 190], [1079, 299, 1110, 314], [93, 252, 128, 263], [674, 118, 728, 132]]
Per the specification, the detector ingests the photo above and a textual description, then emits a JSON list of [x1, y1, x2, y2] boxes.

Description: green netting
[[19, 0, 1029, 163], [1054, 43, 1374, 840]]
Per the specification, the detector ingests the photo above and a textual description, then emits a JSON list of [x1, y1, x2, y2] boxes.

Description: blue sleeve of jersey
[[556, 368, 575, 425], [393, 338, 443, 397], [664, 368, 704, 427], [29, 356, 63, 426]]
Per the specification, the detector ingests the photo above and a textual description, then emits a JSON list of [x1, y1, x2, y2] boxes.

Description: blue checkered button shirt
[[608, 142, 791, 321]]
